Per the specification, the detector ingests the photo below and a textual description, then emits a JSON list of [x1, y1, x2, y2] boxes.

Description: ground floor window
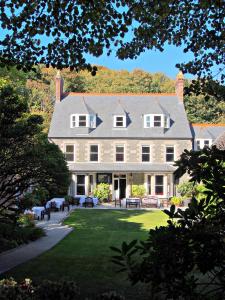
[[155, 175, 164, 195], [97, 173, 112, 184], [77, 175, 85, 195]]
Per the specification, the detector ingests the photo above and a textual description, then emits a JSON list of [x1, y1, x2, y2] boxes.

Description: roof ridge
[[192, 123, 225, 127], [64, 92, 176, 96]]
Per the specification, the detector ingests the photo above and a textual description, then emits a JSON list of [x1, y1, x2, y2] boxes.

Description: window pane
[[166, 146, 174, 162], [147, 175, 151, 194], [142, 154, 150, 162], [142, 146, 150, 153], [77, 175, 85, 184], [90, 145, 98, 152], [77, 185, 85, 195], [79, 115, 86, 127], [115, 116, 124, 127], [155, 186, 163, 195], [65, 153, 74, 161], [204, 140, 209, 146], [66, 145, 74, 152], [90, 153, 98, 161], [116, 153, 124, 161], [154, 116, 161, 127], [155, 175, 163, 185], [197, 140, 201, 150], [116, 146, 124, 153]]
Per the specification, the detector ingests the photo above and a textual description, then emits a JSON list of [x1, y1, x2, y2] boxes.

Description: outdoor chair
[[83, 197, 94, 208], [41, 208, 51, 220], [126, 198, 141, 208], [50, 201, 59, 212], [74, 197, 80, 206], [115, 198, 121, 207], [62, 201, 70, 212], [141, 196, 160, 208]]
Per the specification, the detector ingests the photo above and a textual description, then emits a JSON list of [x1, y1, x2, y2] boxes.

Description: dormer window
[[79, 115, 87, 127], [114, 115, 126, 128], [153, 115, 162, 127], [195, 139, 212, 150], [144, 114, 169, 128], [70, 114, 96, 128]]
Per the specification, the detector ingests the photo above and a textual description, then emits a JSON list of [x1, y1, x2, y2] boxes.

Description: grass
[[2, 209, 168, 299]]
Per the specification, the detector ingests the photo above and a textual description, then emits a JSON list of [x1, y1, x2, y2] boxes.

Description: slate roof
[[68, 163, 176, 172], [48, 93, 192, 139], [191, 124, 225, 140]]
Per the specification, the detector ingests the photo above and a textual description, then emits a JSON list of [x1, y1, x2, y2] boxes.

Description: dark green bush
[[96, 291, 125, 300]]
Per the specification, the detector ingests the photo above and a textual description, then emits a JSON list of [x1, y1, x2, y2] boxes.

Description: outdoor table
[[46, 198, 65, 209], [32, 206, 45, 219], [79, 196, 98, 206]]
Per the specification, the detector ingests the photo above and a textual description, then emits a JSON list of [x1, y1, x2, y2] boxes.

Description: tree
[[111, 146, 225, 299], [0, 1, 224, 91], [0, 84, 70, 217]]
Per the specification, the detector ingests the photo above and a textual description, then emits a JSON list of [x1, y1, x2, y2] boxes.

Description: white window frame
[[155, 175, 165, 196], [165, 145, 175, 163], [144, 114, 165, 128], [195, 139, 212, 150], [141, 145, 151, 163], [113, 115, 126, 128], [89, 144, 99, 162], [70, 114, 96, 128], [64, 144, 75, 162], [115, 144, 125, 162]]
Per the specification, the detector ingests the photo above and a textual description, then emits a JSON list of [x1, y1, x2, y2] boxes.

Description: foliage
[[0, 84, 70, 221], [0, 278, 79, 300], [0, 220, 45, 253], [111, 146, 225, 299], [18, 214, 35, 228], [32, 187, 49, 206], [169, 196, 183, 206], [131, 185, 146, 197], [184, 94, 225, 123], [177, 181, 195, 198], [93, 183, 111, 202], [19, 193, 35, 210], [0, 1, 224, 95], [96, 291, 125, 300]]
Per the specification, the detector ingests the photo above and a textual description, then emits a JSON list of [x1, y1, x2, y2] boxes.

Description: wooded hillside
[[1, 66, 224, 131]]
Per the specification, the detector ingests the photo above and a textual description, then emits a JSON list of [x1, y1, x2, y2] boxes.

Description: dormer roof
[[49, 93, 192, 139]]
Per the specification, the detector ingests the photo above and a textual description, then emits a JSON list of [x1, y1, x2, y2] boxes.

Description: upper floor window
[[195, 139, 212, 150], [144, 114, 169, 128], [115, 145, 125, 162], [90, 145, 99, 162], [166, 146, 174, 162], [154, 115, 162, 127], [70, 114, 96, 128], [65, 144, 75, 162], [79, 115, 87, 127], [114, 115, 126, 128], [142, 145, 150, 162]]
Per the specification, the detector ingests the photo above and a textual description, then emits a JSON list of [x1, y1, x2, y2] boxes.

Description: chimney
[[175, 71, 184, 102], [55, 71, 64, 102]]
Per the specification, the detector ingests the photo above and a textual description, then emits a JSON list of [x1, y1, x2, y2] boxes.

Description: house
[[48, 71, 225, 200]]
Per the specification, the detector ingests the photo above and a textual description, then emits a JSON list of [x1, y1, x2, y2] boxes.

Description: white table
[[46, 198, 65, 209], [32, 206, 45, 219], [78, 196, 98, 206]]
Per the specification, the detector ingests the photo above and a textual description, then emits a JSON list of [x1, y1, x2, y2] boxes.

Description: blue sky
[[85, 45, 194, 80]]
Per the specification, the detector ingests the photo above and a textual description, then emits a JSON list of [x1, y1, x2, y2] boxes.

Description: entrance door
[[119, 179, 126, 199], [113, 175, 126, 199]]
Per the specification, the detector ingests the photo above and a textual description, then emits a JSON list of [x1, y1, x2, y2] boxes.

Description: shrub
[[64, 195, 74, 204], [93, 183, 111, 202], [177, 181, 195, 198], [19, 193, 34, 210], [131, 185, 146, 197], [18, 214, 35, 228], [96, 291, 125, 300], [169, 196, 183, 206]]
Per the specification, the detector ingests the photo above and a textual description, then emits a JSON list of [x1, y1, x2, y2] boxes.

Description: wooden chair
[[115, 199, 121, 207], [62, 201, 70, 212], [83, 197, 94, 208], [73, 197, 80, 206], [41, 208, 51, 220]]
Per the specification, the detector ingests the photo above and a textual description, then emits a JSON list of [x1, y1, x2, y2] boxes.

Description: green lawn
[[2, 209, 168, 299]]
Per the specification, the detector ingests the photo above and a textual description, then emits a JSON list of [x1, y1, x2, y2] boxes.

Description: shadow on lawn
[[2, 209, 165, 300]]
